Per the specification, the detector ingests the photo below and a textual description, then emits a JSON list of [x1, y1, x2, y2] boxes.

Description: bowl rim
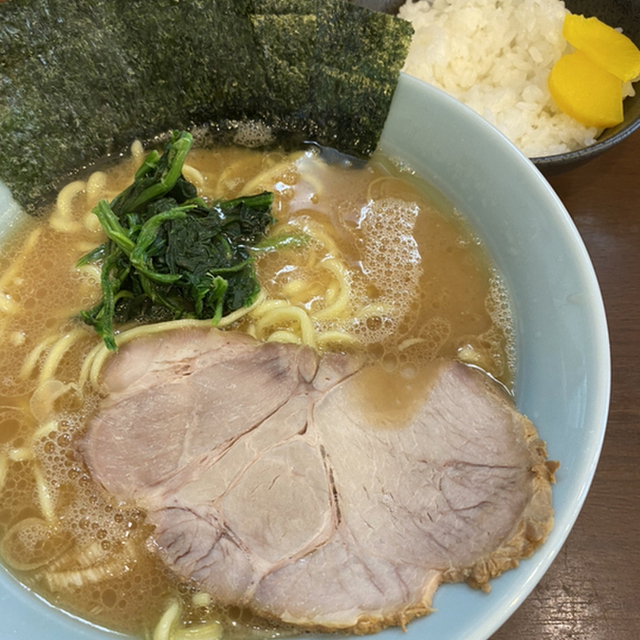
[[531, 114, 640, 166]]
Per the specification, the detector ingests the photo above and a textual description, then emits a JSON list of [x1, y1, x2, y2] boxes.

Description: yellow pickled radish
[[548, 50, 624, 128], [563, 13, 640, 82]]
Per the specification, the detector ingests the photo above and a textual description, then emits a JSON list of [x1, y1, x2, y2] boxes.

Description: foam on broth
[[0, 142, 514, 638]]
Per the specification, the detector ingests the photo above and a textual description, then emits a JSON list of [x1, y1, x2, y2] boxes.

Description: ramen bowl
[[0, 74, 610, 639]]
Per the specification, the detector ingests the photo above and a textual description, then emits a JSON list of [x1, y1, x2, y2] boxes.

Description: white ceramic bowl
[[0, 73, 610, 639]]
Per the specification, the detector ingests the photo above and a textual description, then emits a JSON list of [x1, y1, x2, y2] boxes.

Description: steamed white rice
[[398, 0, 600, 157]]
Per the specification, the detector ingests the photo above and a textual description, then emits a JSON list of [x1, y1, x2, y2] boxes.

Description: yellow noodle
[[321, 256, 347, 279], [266, 330, 300, 344], [29, 380, 77, 423], [356, 302, 392, 320], [266, 220, 320, 268], [316, 330, 359, 348], [0, 226, 42, 291], [255, 306, 316, 348], [312, 259, 351, 321], [263, 218, 350, 320], [33, 419, 60, 442], [297, 167, 325, 198], [8, 447, 34, 462], [280, 279, 325, 307], [154, 600, 181, 640], [75, 240, 103, 254], [74, 541, 110, 569], [367, 176, 417, 202], [82, 212, 103, 233], [85, 171, 107, 200], [213, 158, 254, 198], [268, 221, 300, 236], [246, 325, 257, 339], [324, 279, 340, 306], [131, 139, 144, 157], [77, 340, 105, 390], [242, 153, 302, 194], [38, 328, 87, 385], [299, 219, 340, 256], [172, 622, 223, 640], [0, 517, 71, 572], [248, 298, 289, 319], [304, 245, 319, 270], [45, 540, 105, 573], [50, 180, 85, 233], [130, 139, 147, 171], [33, 463, 55, 522], [191, 592, 212, 608], [280, 279, 308, 297], [216, 290, 266, 326], [457, 345, 488, 368], [19, 334, 59, 380], [43, 541, 137, 592], [182, 163, 205, 190], [267, 222, 287, 235], [398, 337, 426, 351], [129, 140, 145, 158], [0, 451, 7, 492], [366, 175, 396, 201], [0, 291, 19, 314]]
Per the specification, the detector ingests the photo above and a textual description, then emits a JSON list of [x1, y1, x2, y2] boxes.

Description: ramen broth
[[0, 143, 514, 638]]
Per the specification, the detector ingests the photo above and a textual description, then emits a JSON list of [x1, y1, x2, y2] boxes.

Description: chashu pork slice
[[82, 328, 555, 633]]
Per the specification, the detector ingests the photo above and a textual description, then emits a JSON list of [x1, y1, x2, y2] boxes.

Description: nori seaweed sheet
[[0, 0, 413, 213]]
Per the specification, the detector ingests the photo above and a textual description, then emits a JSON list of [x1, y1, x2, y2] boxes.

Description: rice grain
[[398, 0, 602, 157]]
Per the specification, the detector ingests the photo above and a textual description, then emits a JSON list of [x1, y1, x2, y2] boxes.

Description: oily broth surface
[[243, 149, 514, 383], [0, 143, 514, 638]]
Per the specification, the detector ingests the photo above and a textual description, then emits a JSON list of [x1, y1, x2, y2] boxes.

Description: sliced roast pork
[[82, 328, 555, 633]]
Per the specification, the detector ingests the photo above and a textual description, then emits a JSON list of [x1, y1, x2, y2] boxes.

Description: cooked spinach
[[78, 131, 274, 350]]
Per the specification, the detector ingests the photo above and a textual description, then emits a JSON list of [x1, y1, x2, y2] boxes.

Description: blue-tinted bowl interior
[[0, 73, 610, 640]]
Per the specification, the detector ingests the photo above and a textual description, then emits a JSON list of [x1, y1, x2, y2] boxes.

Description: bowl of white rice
[[361, 0, 640, 174]]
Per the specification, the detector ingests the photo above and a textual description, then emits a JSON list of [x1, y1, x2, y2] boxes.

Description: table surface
[[491, 129, 640, 640]]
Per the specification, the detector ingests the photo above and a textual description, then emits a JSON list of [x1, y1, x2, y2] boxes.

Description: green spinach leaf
[[78, 131, 274, 350]]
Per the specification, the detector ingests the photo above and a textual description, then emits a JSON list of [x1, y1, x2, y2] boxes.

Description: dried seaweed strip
[[248, 0, 318, 119], [320, 0, 412, 80], [0, 0, 134, 210], [247, 0, 413, 153], [251, 0, 317, 14], [311, 0, 413, 154], [0, 0, 412, 213], [247, 0, 413, 154], [0, 0, 262, 212], [309, 67, 395, 153], [249, 14, 317, 114], [116, 0, 265, 123]]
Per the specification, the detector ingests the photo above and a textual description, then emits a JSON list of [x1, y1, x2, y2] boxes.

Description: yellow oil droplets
[[548, 13, 640, 128]]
